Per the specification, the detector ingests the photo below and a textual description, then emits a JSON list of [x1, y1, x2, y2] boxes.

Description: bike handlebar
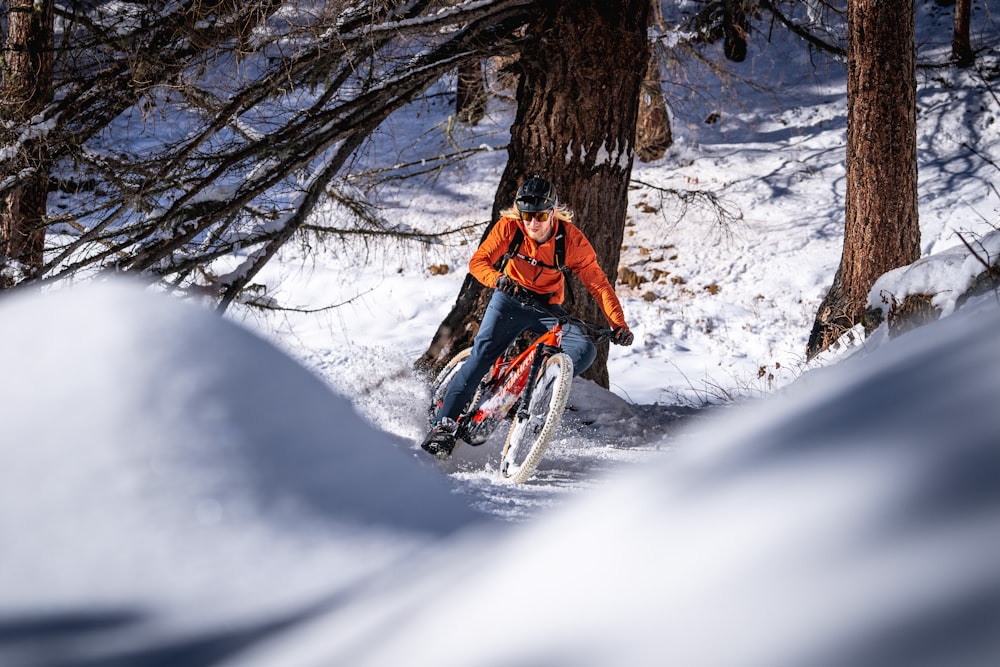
[[529, 302, 616, 343], [499, 284, 624, 344]]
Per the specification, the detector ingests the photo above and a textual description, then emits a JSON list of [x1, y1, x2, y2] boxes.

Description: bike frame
[[426, 298, 620, 481], [468, 322, 565, 428]]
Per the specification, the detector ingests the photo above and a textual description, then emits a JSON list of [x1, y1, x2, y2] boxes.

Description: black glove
[[495, 274, 517, 295], [612, 326, 634, 346]]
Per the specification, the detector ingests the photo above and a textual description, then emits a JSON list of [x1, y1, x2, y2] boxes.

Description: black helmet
[[515, 175, 557, 212]]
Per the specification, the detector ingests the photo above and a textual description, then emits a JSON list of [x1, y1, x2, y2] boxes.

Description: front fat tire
[[499, 352, 573, 484]]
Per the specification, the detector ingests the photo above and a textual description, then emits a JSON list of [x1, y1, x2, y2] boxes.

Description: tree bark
[[1, 0, 53, 286], [952, 0, 973, 67], [456, 60, 488, 125], [806, 0, 919, 359], [723, 0, 749, 62], [636, 42, 673, 163], [420, 0, 649, 388]]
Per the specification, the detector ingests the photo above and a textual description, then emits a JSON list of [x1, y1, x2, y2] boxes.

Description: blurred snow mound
[[0, 280, 482, 617]]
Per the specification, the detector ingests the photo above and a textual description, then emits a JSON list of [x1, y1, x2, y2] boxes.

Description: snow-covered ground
[[2, 3, 999, 666]]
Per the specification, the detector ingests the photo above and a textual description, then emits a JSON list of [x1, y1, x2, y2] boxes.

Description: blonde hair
[[501, 203, 574, 222]]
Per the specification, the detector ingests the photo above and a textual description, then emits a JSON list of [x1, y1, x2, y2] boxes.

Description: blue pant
[[435, 290, 596, 422]]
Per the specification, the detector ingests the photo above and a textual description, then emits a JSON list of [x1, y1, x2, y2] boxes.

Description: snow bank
[[868, 228, 1000, 318]]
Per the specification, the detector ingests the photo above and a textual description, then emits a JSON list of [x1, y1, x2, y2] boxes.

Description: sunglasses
[[518, 209, 553, 223]]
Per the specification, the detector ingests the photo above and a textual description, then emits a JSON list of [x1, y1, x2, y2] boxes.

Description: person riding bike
[[422, 174, 634, 459]]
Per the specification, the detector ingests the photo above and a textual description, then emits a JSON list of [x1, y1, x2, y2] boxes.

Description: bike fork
[[515, 342, 547, 421]]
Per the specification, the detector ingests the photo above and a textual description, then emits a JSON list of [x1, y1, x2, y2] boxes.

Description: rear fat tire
[[428, 347, 473, 424], [428, 347, 496, 446], [499, 352, 573, 484]]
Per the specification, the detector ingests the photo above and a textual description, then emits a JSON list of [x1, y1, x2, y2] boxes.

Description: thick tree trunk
[[952, 0, 973, 67], [636, 43, 673, 163], [456, 61, 487, 125], [1, 0, 53, 287], [806, 0, 919, 359], [723, 0, 749, 62], [420, 0, 649, 388]]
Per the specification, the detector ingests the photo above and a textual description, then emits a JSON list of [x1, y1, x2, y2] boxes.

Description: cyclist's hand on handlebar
[[495, 274, 516, 295], [612, 326, 634, 346]]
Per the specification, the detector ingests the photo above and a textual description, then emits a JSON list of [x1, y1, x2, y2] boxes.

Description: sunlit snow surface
[[3, 2, 1000, 665]]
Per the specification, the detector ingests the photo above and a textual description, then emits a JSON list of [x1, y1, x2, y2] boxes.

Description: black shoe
[[421, 418, 458, 460]]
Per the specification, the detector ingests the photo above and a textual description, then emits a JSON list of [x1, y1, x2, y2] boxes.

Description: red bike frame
[[468, 323, 565, 427]]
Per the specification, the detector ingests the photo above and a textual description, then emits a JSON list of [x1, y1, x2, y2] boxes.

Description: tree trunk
[[456, 61, 487, 125], [806, 0, 919, 359], [723, 0, 749, 62], [636, 42, 673, 163], [420, 0, 649, 388], [1, 0, 53, 287], [952, 0, 974, 67]]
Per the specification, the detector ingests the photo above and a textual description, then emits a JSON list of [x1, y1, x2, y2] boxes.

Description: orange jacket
[[469, 215, 627, 329]]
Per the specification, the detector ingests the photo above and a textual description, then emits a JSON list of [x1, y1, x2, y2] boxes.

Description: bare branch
[[2, 0, 536, 302]]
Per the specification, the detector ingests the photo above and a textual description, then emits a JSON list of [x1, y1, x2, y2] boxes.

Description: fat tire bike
[[428, 305, 613, 484]]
